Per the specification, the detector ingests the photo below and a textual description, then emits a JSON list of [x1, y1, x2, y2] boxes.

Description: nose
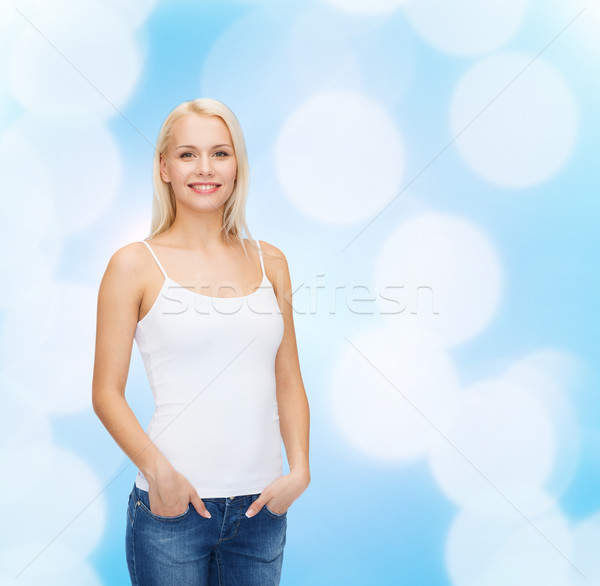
[[195, 155, 214, 176]]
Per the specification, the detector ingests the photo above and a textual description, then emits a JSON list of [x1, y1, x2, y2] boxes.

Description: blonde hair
[[148, 98, 253, 248]]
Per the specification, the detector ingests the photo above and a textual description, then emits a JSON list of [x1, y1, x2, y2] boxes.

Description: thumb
[[190, 492, 211, 519], [245, 496, 264, 518]]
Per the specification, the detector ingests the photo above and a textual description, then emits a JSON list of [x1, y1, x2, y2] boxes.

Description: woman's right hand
[[147, 467, 211, 519]]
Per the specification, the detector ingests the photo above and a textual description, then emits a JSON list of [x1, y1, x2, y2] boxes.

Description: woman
[[92, 98, 310, 585]]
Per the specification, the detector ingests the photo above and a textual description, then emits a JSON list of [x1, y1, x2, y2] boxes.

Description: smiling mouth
[[188, 183, 221, 192]]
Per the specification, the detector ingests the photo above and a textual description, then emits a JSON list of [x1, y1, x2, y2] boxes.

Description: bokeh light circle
[[450, 52, 578, 187], [0, 444, 105, 557], [428, 377, 556, 515], [9, 0, 142, 118], [374, 213, 502, 346], [446, 504, 572, 586], [403, 0, 528, 55], [276, 91, 405, 224], [1, 281, 98, 415], [331, 324, 459, 462], [322, 0, 406, 16], [7, 115, 121, 234]]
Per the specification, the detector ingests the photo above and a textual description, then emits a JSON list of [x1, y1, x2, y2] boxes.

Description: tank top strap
[[255, 239, 266, 279], [141, 240, 169, 279]]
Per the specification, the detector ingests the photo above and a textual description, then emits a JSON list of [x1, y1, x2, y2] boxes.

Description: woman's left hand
[[245, 468, 310, 517]]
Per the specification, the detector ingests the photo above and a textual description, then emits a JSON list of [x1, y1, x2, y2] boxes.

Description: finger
[[245, 499, 264, 518], [191, 494, 211, 519]]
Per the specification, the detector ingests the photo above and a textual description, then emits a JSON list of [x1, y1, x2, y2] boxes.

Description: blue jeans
[[126, 482, 287, 585]]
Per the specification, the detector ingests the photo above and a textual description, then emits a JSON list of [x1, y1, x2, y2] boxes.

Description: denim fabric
[[125, 482, 287, 585]]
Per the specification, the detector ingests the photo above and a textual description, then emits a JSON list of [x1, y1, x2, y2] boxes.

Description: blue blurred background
[[1, 0, 599, 584]]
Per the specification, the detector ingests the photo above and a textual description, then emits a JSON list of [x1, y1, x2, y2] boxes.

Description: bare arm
[[244, 241, 310, 517], [270, 246, 310, 481], [91, 243, 210, 518]]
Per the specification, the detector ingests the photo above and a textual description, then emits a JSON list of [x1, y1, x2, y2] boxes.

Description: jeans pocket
[[133, 484, 192, 522], [127, 486, 137, 527], [263, 503, 287, 518], [138, 500, 191, 521]]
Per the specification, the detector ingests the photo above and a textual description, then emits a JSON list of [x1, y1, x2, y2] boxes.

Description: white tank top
[[133, 238, 285, 498]]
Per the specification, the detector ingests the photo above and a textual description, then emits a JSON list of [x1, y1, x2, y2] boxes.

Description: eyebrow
[[175, 144, 233, 150]]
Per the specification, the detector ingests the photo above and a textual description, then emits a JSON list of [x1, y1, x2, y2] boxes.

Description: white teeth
[[190, 184, 218, 190]]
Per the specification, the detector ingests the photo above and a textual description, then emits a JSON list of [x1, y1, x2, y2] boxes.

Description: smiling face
[[159, 113, 238, 214]]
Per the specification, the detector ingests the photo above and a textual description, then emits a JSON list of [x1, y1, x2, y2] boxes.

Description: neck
[[164, 214, 235, 250]]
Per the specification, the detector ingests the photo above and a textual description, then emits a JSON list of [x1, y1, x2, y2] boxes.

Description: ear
[[159, 153, 170, 183]]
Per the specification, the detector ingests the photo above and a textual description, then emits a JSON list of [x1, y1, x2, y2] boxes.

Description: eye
[[213, 151, 230, 157], [180, 152, 194, 158]]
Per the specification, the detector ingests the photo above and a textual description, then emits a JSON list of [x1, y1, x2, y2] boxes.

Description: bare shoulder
[[105, 241, 150, 282], [99, 241, 153, 305], [256, 239, 287, 264], [255, 240, 293, 301], [256, 239, 289, 278]]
